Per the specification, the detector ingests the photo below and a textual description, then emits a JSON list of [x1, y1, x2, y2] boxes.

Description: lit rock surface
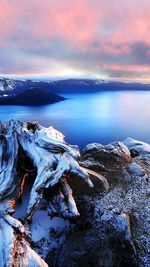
[[123, 137, 150, 157]]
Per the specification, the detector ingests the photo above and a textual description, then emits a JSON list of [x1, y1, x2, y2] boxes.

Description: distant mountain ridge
[[0, 77, 150, 105], [46, 79, 150, 93]]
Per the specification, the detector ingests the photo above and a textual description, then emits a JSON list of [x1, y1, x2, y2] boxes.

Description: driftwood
[[0, 120, 109, 266]]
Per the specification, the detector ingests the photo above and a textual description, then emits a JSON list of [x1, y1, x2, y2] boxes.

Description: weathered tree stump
[[0, 120, 109, 266]]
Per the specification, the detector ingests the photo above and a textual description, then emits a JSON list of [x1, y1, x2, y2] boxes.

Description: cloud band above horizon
[[1, 0, 150, 80]]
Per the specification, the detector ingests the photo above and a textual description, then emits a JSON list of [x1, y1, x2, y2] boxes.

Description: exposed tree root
[[0, 120, 109, 266]]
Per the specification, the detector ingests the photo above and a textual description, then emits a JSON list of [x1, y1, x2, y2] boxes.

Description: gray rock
[[48, 139, 150, 267], [123, 138, 150, 157]]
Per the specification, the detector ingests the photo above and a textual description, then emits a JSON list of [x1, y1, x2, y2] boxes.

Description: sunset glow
[[1, 0, 150, 80]]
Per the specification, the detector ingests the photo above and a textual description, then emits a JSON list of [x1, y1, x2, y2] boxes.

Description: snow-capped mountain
[[44, 78, 150, 93], [0, 77, 65, 105], [0, 77, 150, 103], [0, 77, 29, 97]]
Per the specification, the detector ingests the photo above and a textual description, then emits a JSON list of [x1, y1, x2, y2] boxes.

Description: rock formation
[[46, 140, 149, 267], [0, 121, 149, 267], [0, 120, 106, 266]]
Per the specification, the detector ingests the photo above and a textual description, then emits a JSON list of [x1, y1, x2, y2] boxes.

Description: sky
[[1, 0, 150, 80]]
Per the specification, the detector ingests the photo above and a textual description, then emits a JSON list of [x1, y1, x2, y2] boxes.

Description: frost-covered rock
[[54, 212, 137, 267], [126, 162, 145, 176], [82, 141, 132, 186], [50, 140, 149, 267], [83, 141, 131, 158], [123, 138, 150, 157]]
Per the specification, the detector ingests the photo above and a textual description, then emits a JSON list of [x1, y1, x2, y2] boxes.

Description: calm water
[[1, 91, 150, 149]]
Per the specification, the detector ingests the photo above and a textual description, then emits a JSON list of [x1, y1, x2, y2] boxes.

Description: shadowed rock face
[[52, 215, 137, 267]]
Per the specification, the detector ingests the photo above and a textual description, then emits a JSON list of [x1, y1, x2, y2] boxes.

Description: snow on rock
[[30, 210, 69, 243], [0, 215, 48, 267], [82, 141, 132, 187], [0, 120, 106, 266], [126, 162, 146, 176], [0, 119, 149, 267], [124, 137, 150, 157], [15, 120, 94, 219], [53, 139, 149, 266], [83, 141, 131, 158]]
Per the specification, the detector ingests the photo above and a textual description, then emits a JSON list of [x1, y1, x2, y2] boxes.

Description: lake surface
[[1, 91, 150, 149]]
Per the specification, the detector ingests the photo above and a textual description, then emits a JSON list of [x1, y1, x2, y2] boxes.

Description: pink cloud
[[1, 0, 150, 78], [0, 0, 150, 47]]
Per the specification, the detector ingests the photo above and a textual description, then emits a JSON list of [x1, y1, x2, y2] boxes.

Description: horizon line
[[1, 74, 150, 84]]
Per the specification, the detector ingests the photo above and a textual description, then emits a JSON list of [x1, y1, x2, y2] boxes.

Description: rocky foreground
[[0, 120, 149, 267]]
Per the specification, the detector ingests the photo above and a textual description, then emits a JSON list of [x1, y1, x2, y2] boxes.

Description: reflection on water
[[0, 91, 150, 149]]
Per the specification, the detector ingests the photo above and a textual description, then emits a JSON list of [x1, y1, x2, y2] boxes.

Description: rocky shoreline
[[0, 121, 149, 267]]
